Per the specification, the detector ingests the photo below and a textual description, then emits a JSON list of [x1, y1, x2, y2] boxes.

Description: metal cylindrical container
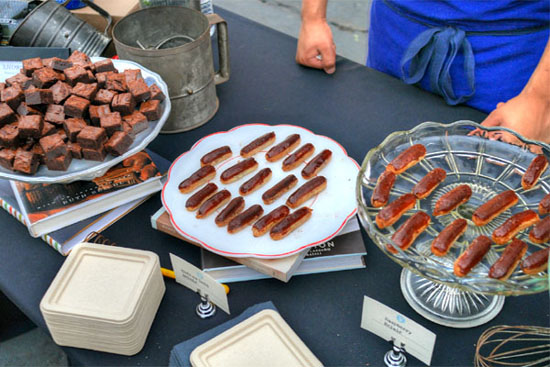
[[112, 6, 229, 133], [9, 0, 112, 56]]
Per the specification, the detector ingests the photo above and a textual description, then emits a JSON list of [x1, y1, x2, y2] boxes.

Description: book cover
[[151, 207, 308, 282], [201, 222, 366, 283], [11, 150, 166, 237], [0, 179, 146, 255]]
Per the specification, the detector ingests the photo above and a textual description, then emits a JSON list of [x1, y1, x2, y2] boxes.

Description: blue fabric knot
[[400, 26, 475, 105]]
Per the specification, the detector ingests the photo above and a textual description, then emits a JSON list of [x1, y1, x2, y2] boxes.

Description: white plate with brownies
[[162, 124, 359, 258], [0, 51, 170, 183]]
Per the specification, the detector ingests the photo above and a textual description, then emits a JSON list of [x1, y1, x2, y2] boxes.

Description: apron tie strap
[[400, 26, 476, 105]]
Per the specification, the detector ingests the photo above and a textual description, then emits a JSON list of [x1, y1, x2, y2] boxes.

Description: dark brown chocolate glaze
[[539, 193, 550, 215], [197, 190, 231, 217], [301, 149, 332, 179], [371, 170, 396, 207], [253, 205, 290, 234], [270, 207, 312, 237], [388, 144, 426, 173], [186, 183, 218, 209], [240, 131, 275, 156], [413, 168, 447, 198], [431, 218, 467, 256], [220, 158, 257, 182], [376, 193, 416, 227], [529, 216, 550, 243], [454, 235, 492, 276], [239, 168, 272, 195], [266, 134, 300, 160], [389, 211, 430, 251], [433, 185, 472, 216], [228, 204, 264, 232], [262, 174, 298, 204], [215, 196, 245, 226], [287, 176, 327, 207], [282, 143, 314, 169], [521, 248, 550, 274], [201, 146, 232, 166], [473, 190, 518, 225], [522, 155, 548, 189], [178, 165, 216, 192], [489, 238, 527, 279], [492, 210, 539, 240]]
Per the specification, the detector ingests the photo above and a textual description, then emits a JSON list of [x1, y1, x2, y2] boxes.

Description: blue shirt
[[367, 0, 550, 113]]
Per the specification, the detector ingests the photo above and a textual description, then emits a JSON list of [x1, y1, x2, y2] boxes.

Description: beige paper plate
[[190, 309, 323, 367]]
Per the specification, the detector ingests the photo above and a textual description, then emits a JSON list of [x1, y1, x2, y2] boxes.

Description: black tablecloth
[[1, 9, 548, 367]]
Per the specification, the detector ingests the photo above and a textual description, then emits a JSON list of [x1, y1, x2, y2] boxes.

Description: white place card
[[170, 253, 230, 314], [361, 296, 436, 365]]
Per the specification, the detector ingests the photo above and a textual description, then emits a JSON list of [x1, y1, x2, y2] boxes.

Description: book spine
[[0, 198, 64, 255], [237, 258, 289, 282]]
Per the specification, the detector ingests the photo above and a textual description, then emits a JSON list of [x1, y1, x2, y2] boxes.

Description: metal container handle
[[206, 13, 230, 85], [79, 0, 113, 36]]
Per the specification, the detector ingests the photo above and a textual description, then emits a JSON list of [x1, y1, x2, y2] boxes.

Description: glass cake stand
[[357, 121, 550, 328]]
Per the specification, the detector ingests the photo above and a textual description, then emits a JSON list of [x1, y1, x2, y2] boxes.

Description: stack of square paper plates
[[40, 243, 165, 356]]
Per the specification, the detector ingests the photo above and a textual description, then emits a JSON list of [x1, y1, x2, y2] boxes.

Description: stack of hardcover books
[[0, 150, 168, 255], [151, 207, 366, 283]]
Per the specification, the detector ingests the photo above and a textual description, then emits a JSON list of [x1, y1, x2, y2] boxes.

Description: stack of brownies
[[0, 50, 165, 174]]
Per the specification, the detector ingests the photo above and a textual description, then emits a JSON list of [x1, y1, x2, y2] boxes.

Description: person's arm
[[295, 0, 336, 74], [481, 37, 550, 143]]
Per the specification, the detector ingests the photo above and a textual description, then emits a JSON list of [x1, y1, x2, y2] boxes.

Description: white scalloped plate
[[0, 57, 170, 183], [162, 124, 359, 258]]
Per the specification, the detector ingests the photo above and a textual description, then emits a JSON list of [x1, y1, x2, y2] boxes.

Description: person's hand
[[296, 18, 336, 74], [481, 91, 550, 144]]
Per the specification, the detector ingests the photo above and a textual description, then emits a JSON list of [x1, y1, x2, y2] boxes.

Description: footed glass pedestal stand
[[400, 269, 505, 328]]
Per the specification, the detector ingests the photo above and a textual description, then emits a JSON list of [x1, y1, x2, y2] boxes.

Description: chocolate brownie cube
[[105, 73, 127, 92], [44, 104, 65, 125], [30, 144, 45, 164], [89, 104, 111, 126], [43, 57, 73, 71], [0, 123, 20, 148], [68, 50, 92, 69], [82, 145, 107, 161], [0, 103, 16, 126], [122, 111, 148, 136], [67, 141, 82, 159], [105, 131, 133, 156], [149, 83, 166, 101], [77, 126, 107, 149], [50, 81, 72, 104], [123, 69, 143, 83], [25, 88, 53, 105], [56, 129, 68, 142], [19, 115, 44, 139], [96, 71, 117, 88], [94, 59, 116, 73], [32, 67, 59, 88], [41, 122, 57, 137], [111, 93, 135, 116], [93, 89, 117, 105], [1, 86, 24, 110], [128, 79, 151, 102], [100, 112, 122, 136], [45, 150, 72, 171], [22, 58, 43, 77], [85, 70, 96, 83], [17, 102, 43, 117], [6, 73, 32, 90], [63, 117, 87, 142], [64, 95, 89, 118], [39, 134, 67, 159], [139, 99, 161, 121], [63, 66, 88, 86], [72, 82, 98, 101], [13, 149, 39, 174], [0, 149, 16, 170]]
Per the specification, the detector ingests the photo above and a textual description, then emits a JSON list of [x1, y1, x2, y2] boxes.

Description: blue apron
[[367, 0, 550, 113]]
